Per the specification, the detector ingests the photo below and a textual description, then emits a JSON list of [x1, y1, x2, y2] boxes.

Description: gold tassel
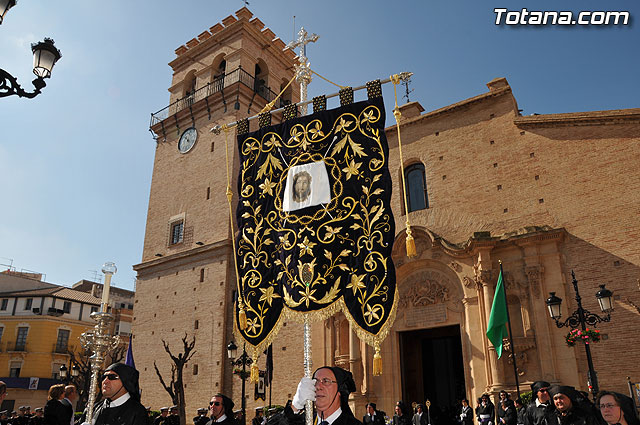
[[251, 362, 259, 383], [238, 299, 248, 331], [405, 226, 417, 258], [373, 345, 382, 376]]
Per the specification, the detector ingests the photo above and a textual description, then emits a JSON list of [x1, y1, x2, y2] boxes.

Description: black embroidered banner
[[234, 97, 396, 353]]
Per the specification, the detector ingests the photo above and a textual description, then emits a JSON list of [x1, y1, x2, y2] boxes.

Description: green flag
[[486, 269, 509, 358]]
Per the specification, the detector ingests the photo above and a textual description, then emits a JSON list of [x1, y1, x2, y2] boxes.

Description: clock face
[[178, 127, 197, 153]]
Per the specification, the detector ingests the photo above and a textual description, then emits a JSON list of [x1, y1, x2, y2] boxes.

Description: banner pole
[[501, 261, 521, 397], [304, 315, 314, 425]]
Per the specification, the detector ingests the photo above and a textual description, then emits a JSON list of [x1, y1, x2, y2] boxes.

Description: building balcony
[[5, 341, 29, 352], [52, 343, 71, 355], [149, 67, 290, 129]]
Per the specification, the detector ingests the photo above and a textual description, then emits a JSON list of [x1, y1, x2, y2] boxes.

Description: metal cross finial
[[286, 26, 319, 115]]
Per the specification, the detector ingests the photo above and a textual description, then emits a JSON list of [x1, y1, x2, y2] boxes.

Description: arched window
[[405, 163, 428, 212], [254, 60, 269, 98]]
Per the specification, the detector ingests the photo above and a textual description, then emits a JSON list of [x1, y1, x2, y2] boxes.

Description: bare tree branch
[[154, 334, 197, 425]]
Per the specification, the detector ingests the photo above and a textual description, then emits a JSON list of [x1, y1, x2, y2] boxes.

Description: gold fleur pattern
[[234, 95, 396, 356]]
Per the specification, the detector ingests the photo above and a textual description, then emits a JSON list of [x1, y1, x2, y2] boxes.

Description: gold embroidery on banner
[[236, 103, 394, 355]]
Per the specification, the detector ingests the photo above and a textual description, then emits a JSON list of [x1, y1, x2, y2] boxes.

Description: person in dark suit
[[28, 408, 45, 425], [60, 386, 77, 425], [252, 408, 264, 425], [363, 403, 385, 425], [44, 384, 68, 425], [393, 402, 411, 425], [459, 399, 474, 425], [412, 405, 428, 425]]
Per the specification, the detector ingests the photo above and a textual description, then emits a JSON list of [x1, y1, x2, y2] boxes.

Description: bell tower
[[133, 8, 301, 413]]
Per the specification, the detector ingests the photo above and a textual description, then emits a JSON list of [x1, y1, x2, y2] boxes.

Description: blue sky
[[1, 1, 637, 291]]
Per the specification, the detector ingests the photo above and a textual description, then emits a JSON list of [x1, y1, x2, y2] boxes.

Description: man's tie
[[320, 421, 329, 425]]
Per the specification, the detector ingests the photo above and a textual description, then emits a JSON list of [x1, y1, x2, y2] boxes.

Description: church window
[[24, 298, 32, 310], [0, 299, 7, 310], [404, 163, 428, 212], [63, 301, 71, 313], [170, 220, 184, 245]]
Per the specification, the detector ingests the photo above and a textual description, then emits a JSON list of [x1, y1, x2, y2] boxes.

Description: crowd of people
[[0, 367, 638, 425], [467, 380, 640, 425]]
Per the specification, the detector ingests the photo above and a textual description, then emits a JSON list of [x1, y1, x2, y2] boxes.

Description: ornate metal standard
[[545, 270, 613, 397], [227, 341, 253, 425], [286, 27, 318, 116], [286, 27, 318, 425], [79, 262, 120, 424]]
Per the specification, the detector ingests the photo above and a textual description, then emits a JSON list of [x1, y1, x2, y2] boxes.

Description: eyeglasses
[[210, 402, 221, 407], [538, 388, 549, 393], [315, 378, 337, 386], [101, 374, 120, 381], [599, 404, 618, 410]]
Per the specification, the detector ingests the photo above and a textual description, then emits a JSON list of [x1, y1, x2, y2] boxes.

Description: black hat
[[548, 385, 578, 402], [531, 381, 551, 394], [214, 393, 235, 417], [105, 363, 141, 402], [314, 367, 357, 417]]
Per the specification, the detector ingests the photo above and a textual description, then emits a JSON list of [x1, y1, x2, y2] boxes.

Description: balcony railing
[[6, 341, 29, 352], [150, 67, 287, 128], [52, 343, 70, 354]]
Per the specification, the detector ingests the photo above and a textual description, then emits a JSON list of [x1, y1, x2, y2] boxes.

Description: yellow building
[[0, 272, 101, 412]]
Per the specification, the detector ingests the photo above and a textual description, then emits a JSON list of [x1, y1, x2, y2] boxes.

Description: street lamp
[[227, 341, 252, 425], [0, 0, 62, 99], [545, 270, 613, 397], [59, 364, 79, 384], [0, 0, 16, 24]]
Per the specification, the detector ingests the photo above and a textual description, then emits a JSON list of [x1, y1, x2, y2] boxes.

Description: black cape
[[93, 396, 148, 425], [267, 405, 361, 425]]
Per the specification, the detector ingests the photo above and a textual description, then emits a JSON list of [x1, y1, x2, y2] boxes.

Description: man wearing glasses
[[82, 363, 147, 425], [286, 366, 361, 425], [524, 381, 552, 425], [205, 394, 236, 425]]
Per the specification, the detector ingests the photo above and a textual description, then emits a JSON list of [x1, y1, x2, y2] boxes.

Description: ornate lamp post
[[0, 0, 62, 99], [0, 0, 17, 24], [59, 363, 80, 384], [227, 341, 252, 425], [80, 262, 120, 424], [545, 270, 614, 397]]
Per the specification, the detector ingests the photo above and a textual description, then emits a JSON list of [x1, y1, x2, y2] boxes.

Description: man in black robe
[[543, 386, 600, 425], [363, 403, 385, 425], [205, 394, 236, 425], [476, 394, 495, 425], [269, 366, 361, 425], [524, 381, 552, 425], [85, 362, 148, 425]]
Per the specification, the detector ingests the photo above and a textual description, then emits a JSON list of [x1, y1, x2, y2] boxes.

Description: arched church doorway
[[399, 325, 466, 425]]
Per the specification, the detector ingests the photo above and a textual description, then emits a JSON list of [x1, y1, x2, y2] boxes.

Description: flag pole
[[500, 261, 521, 398]]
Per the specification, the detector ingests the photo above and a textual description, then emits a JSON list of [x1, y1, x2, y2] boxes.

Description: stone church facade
[[133, 7, 640, 419]]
